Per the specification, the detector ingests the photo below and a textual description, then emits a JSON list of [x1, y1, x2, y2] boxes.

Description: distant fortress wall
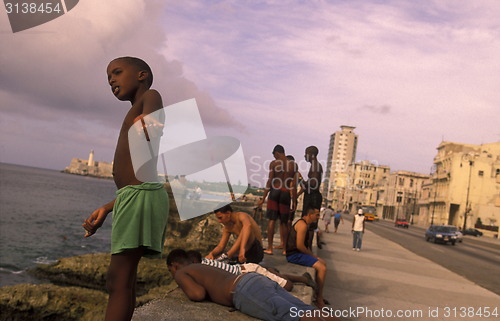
[[64, 150, 113, 178]]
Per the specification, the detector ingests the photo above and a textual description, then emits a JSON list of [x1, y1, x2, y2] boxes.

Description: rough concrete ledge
[[132, 253, 315, 321]]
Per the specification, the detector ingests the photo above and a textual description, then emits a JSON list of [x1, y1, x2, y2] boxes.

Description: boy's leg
[[279, 219, 288, 250], [105, 247, 144, 321], [312, 259, 327, 308], [265, 219, 276, 254]]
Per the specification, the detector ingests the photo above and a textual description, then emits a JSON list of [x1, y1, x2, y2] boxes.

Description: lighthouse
[[88, 150, 95, 167]]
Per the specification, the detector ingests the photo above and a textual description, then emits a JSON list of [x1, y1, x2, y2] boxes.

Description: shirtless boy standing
[[206, 204, 263, 264], [258, 145, 298, 254], [82, 57, 169, 321]]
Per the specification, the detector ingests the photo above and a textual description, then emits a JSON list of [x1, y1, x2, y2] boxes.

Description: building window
[[478, 170, 484, 177], [399, 178, 404, 186]]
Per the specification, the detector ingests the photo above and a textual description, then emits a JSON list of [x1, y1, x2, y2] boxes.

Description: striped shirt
[[201, 258, 242, 275]]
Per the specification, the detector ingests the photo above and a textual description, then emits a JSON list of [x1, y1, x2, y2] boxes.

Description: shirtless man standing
[[298, 146, 324, 249], [206, 204, 263, 264], [258, 145, 298, 254], [167, 249, 340, 321]]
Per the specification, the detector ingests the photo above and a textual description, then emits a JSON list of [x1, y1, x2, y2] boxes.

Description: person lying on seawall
[[186, 250, 317, 292], [167, 249, 341, 321]]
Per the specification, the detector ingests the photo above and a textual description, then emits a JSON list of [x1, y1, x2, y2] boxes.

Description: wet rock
[[0, 283, 107, 321], [31, 253, 172, 296]]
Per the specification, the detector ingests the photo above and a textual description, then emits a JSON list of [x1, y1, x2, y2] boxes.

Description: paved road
[[317, 218, 499, 321], [355, 218, 500, 296]]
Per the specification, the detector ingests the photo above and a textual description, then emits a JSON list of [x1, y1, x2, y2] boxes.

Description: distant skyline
[[1, 0, 499, 187]]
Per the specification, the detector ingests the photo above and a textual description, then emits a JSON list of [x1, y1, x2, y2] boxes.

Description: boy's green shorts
[[112, 182, 169, 258]]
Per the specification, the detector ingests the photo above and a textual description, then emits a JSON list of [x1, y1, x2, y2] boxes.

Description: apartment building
[[323, 125, 358, 209], [419, 141, 500, 229]]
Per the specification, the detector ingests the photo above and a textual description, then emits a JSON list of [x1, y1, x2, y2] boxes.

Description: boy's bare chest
[[225, 222, 242, 235]]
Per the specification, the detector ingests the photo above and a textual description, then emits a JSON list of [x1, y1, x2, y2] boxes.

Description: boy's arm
[[175, 270, 206, 302], [206, 229, 231, 259], [258, 162, 275, 207], [290, 162, 298, 212], [133, 90, 164, 139], [83, 199, 115, 237]]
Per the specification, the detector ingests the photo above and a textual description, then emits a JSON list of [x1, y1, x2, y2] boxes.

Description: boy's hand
[[82, 207, 109, 237]]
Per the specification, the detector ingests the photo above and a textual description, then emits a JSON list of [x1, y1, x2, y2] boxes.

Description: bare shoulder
[[141, 89, 163, 113], [295, 219, 307, 231]]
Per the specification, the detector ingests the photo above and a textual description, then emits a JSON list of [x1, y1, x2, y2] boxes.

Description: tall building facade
[[342, 160, 390, 212], [418, 141, 500, 229], [377, 171, 430, 221], [323, 125, 358, 209]]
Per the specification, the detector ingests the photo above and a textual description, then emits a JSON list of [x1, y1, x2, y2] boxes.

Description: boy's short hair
[[114, 56, 153, 88], [306, 146, 319, 156], [214, 204, 233, 213], [307, 207, 319, 215], [166, 249, 190, 266], [272, 144, 285, 155], [186, 250, 202, 263]]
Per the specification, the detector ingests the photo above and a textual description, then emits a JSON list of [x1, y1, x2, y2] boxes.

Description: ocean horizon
[[0, 162, 116, 287]]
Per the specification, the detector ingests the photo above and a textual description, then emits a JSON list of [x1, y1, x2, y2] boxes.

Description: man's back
[[176, 264, 238, 306]]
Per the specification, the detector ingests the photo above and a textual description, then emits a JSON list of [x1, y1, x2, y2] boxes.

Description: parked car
[[425, 225, 459, 245], [373, 214, 380, 221], [461, 228, 483, 237], [395, 218, 409, 228]]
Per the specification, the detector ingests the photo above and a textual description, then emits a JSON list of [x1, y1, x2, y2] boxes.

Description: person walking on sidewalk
[[352, 208, 365, 251], [333, 209, 344, 233]]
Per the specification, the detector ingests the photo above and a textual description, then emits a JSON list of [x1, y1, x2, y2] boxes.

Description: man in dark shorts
[[298, 146, 324, 249], [258, 145, 298, 254], [167, 249, 340, 321], [286, 208, 328, 308], [206, 204, 263, 264]]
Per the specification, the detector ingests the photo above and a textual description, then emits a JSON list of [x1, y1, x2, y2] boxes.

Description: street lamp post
[[430, 165, 437, 225], [462, 158, 474, 230]]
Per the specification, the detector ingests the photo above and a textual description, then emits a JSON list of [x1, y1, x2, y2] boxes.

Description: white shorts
[[241, 263, 288, 288]]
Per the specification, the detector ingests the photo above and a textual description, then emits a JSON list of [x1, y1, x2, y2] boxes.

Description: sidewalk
[[318, 219, 500, 320], [133, 219, 499, 321]]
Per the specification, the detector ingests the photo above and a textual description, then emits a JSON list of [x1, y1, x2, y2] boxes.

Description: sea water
[[0, 163, 116, 287]]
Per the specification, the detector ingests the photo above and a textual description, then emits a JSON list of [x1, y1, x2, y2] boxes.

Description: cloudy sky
[[1, 0, 499, 187]]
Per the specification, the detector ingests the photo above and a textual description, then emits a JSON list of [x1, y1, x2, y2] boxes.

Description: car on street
[[361, 205, 377, 222], [455, 230, 463, 243], [364, 213, 375, 221], [395, 218, 409, 228], [425, 225, 459, 245], [461, 228, 483, 237]]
